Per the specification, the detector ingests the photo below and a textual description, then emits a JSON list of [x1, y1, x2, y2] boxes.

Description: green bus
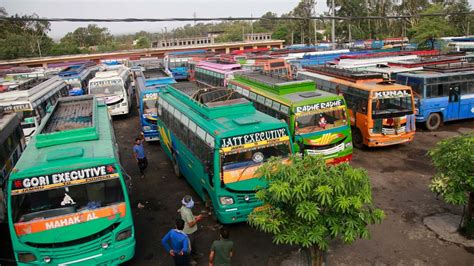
[[228, 72, 353, 164], [7, 95, 135, 265], [157, 84, 293, 224]]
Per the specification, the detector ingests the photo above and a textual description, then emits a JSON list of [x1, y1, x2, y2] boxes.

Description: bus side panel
[[459, 96, 474, 119], [420, 97, 449, 122]]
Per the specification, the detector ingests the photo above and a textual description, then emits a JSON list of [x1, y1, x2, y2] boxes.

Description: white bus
[[0, 77, 70, 143], [88, 66, 133, 116]]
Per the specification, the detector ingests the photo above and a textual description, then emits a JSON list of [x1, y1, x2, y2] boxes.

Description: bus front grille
[[236, 194, 258, 204]]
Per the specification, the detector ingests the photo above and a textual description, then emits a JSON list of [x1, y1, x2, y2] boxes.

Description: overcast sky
[[2, 0, 474, 39], [2, 0, 329, 39]]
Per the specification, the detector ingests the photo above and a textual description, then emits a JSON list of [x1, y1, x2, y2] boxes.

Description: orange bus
[[299, 66, 416, 148], [254, 57, 293, 79]]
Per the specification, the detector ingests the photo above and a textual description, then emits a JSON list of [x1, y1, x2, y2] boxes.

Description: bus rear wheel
[[172, 153, 182, 178], [425, 113, 441, 131], [352, 127, 364, 149]]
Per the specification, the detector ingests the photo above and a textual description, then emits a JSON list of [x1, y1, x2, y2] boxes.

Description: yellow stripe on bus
[[220, 136, 290, 153]]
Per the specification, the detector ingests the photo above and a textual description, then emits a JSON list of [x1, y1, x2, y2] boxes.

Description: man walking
[[179, 195, 203, 260], [209, 227, 234, 266], [162, 218, 191, 266], [133, 133, 148, 178]]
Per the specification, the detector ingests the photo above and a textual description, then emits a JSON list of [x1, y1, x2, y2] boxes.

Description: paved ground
[[115, 99, 474, 266]]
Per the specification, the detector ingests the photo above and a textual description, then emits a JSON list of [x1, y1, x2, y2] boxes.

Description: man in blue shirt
[[133, 133, 148, 178], [162, 219, 191, 266]]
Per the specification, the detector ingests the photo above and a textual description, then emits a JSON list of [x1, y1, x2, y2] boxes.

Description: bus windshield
[[295, 109, 347, 134], [90, 80, 124, 97], [12, 179, 124, 224], [371, 90, 413, 119], [221, 142, 290, 184]]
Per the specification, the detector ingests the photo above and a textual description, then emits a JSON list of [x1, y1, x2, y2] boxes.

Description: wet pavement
[[115, 101, 474, 266]]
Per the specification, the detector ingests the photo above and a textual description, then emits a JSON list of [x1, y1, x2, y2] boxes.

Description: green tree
[[135, 36, 151, 49], [410, 4, 456, 49], [429, 134, 474, 237], [248, 156, 384, 266], [60, 24, 112, 48], [0, 8, 53, 59]]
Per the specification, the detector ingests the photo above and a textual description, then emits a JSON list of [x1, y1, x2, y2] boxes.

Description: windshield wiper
[[235, 161, 254, 183]]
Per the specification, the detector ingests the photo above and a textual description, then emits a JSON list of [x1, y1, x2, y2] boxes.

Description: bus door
[[447, 84, 460, 120]]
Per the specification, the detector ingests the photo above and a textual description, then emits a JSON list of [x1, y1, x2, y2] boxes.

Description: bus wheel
[[172, 153, 182, 178], [425, 113, 441, 131], [204, 192, 218, 223], [352, 128, 364, 149]]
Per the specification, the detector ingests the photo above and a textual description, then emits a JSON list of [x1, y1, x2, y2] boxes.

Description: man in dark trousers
[[209, 227, 234, 266], [162, 219, 191, 266], [133, 133, 148, 178]]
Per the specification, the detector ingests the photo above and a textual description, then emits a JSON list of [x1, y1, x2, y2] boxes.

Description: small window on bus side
[[462, 81, 474, 95], [196, 126, 206, 141]]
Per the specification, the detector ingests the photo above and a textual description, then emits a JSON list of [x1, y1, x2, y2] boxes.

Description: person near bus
[[133, 133, 148, 178], [162, 218, 191, 266], [179, 195, 203, 261], [209, 227, 234, 266]]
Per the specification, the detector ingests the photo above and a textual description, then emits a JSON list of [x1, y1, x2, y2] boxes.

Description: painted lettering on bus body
[[1, 103, 32, 112], [144, 92, 159, 100], [221, 128, 288, 148], [13, 165, 117, 193], [373, 90, 410, 99], [45, 213, 98, 230], [295, 99, 343, 113]]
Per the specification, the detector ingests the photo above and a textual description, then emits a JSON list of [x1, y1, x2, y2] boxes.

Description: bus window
[[12, 178, 124, 223], [295, 110, 347, 134], [372, 96, 412, 119], [221, 142, 290, 184]]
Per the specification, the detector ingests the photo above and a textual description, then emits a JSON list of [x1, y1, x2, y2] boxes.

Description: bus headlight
[[345, 142, 352, 148], [43, 256, 52, 263], [143, 126, 151, 131], [18, 252, 36, 263], [121, 102, 127, 107], [219, 197, 234, 205], [116, 228, 133, 241]]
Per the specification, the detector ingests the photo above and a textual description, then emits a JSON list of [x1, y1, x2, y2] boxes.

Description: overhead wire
[[0, 11, 473, 23]]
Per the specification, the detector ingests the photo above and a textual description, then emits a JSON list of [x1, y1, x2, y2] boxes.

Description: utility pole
[[291, 31, 294, 45], [301, 25, 304, 44], [348, 22, 352, 44], [314, 19, 317, 46], [314, 2, 317, 46], [331, 0, 335, 45]]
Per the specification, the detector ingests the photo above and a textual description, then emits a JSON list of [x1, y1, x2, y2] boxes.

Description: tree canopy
[[248, 156, 384, 265], [429, 134, 474, 235]]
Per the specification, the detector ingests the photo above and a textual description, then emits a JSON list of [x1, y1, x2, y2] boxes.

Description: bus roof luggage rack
[[42, 96, 93, 133], [36, 95, 99, 148], [191, 88, 246, 107], [423, 62, 474, 73], [235, 71, 293, 87], [143, 68, 167, 79], [304, 66, 384, 82]]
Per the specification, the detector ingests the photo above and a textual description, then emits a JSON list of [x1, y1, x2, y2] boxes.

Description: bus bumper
[[16, 238, 135, 266], [415, 115, 426, 123], [214, 204, 260, 224], [326, 154, 352, 165], [366, 132, 415, 147], [143, 131, 160, 141]]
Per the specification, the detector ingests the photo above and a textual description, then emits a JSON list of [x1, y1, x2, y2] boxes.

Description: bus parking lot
[[116, 106, 474, 266]]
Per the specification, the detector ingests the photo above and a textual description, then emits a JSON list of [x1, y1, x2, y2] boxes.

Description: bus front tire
[[425, 113, 442, 131], [352, 128, 364, 149], [204, 192, 218, 223], [172, 153, 182, 178]]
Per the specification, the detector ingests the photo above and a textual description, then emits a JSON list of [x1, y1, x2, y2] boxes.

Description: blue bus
[[164, 50, 208, 80], [396, 64, 474, 130], [58, 62, 98, 96], [135, 75, 176, 141]]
